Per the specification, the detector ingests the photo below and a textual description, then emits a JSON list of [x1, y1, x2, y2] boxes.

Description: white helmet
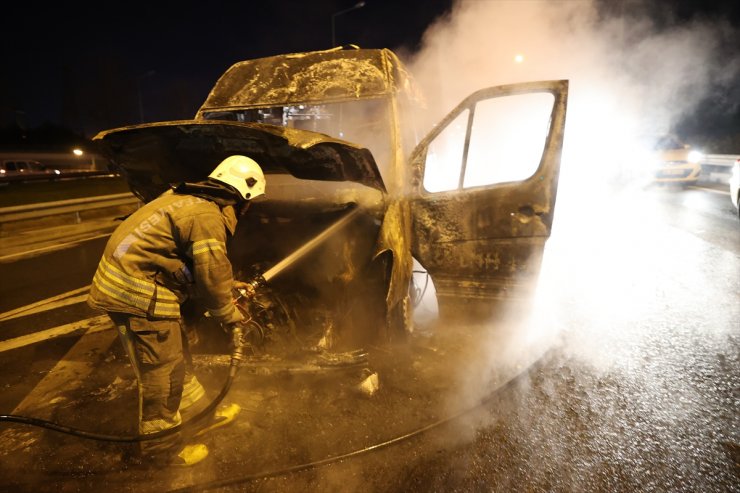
[[209, 155, 266, 200]]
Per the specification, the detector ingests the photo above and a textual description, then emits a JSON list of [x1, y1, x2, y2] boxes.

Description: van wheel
[[386, 293, 412, 341]]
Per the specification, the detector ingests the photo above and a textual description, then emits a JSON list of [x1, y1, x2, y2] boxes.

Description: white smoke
[[401, 0, 739, 400], [405, 0, 738, 188]]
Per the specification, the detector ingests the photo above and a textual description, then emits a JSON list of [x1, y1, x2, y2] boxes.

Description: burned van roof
[[93, 120, 386, 203], [196, 47, 420, 114]]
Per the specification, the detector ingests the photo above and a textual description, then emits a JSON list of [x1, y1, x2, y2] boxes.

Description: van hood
[[93, 120, 386, 202]]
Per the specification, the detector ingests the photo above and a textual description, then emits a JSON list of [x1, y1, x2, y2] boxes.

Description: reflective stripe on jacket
[[87, 189, 243, 323]]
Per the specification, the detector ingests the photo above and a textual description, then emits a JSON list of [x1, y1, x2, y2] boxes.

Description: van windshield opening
[[203, 99, 393, 179]]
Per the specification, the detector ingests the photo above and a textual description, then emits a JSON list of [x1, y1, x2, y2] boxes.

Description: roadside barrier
[[0, 193, 141, 234], [700, 154, 739, 183]]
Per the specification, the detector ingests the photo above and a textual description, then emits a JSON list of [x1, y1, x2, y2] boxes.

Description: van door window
[[423, 109, 469, 193], [464, 93, 553, 187], [422, 92, 554, 192]]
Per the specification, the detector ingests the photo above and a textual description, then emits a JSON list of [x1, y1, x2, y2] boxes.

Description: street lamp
[[136, 70, 156, 123], [72, 148, 96, 169], [331, 1, 365, 47]]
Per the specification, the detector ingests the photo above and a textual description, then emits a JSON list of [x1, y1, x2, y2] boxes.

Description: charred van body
[[93, 47, 569, 353]]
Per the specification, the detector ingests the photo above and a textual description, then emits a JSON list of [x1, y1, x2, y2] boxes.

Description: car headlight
[[688, 150, 703, 163]]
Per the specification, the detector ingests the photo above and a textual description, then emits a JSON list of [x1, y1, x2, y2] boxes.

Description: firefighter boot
[[193, 403, 242, 438], [167, 443, 209, 467]]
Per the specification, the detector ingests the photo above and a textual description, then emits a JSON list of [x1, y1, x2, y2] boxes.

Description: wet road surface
[[0, 184, 738, 492]]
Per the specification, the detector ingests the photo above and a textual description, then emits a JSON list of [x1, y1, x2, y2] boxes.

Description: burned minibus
[[93, 46, 568, 353]]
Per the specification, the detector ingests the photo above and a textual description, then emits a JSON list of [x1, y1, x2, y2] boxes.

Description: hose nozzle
[[230, 323, 249, 366], [234, 275, 266, 302]]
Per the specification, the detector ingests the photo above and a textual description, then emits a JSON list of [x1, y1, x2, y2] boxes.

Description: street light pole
[[331, 1, 365, 47]]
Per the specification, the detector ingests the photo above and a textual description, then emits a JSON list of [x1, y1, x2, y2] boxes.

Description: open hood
[[93, 120, 386, 203]]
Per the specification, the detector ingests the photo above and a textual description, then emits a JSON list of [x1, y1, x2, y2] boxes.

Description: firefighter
[[87, 155, 266, 466]]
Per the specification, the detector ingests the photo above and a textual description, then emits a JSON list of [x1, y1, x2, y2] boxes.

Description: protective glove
[[233, 280, 256, 300]]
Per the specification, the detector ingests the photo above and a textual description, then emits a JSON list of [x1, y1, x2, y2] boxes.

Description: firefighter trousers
[[108, 313, 206, 457]]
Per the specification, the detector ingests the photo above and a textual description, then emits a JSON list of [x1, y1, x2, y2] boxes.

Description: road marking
[[688, 185, 730, 196], [10, 324, 117, 415], [0, 232, 112, 263], [0, 324, 118, 454], [0, 285, 91, 322], [0, 315, 112, 353]]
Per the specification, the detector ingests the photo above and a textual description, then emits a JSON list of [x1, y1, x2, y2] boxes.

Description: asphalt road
[[0, 182, 737, 492]]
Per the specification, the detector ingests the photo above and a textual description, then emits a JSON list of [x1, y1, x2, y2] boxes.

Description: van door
[[409, 80, 568, 321]]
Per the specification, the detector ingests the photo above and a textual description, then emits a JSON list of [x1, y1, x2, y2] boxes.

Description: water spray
[[242, 205, 362, 292]]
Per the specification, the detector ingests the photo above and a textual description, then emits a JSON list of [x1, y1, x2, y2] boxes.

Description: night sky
[[2, 0, 738, 145], [1, 0, 455, 137]]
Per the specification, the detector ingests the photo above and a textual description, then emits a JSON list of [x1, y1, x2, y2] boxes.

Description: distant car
[[0, 159, 60, 177], [0, 159, 61, 185], [649, 135, 703, 186], [730, 158, 740, 219]]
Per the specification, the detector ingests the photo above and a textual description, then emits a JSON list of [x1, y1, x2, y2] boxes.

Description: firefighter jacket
[[87, 189, 244, 324]]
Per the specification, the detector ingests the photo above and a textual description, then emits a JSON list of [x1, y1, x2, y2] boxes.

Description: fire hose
[[0, 206, 361, 442], [165, 353, 544, 493], [0, 307, 251, 442]]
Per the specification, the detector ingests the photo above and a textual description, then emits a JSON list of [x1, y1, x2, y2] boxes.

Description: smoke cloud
[[405, 0, 739, 186], [401, 0, 739, 405]]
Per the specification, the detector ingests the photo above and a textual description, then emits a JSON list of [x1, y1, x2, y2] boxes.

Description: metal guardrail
[[0, 193, 140, 224], [701, 154, 739, 167], [699, 154, 738, 183], [0, 155, 736, 224], [0, 170, 115, 185]]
